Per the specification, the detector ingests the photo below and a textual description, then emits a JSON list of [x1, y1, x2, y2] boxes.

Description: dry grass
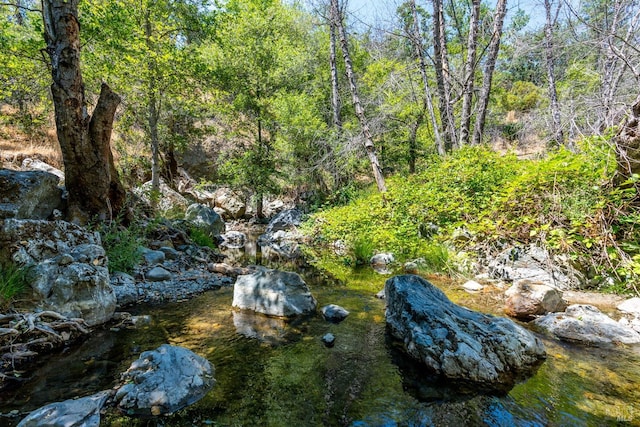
[[0, 106, 63, 169]]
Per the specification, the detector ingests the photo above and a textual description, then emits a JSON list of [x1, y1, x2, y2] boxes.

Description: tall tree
[[432, 0, 457, 150], [472, 0, 507, 145], [458, 0, 481, 147], [328, 0, 342, 131], [41, 0, 125, 223], [407, 0, 443, 156], [330, 0, 386, 192], [543, 0, 564, 146]]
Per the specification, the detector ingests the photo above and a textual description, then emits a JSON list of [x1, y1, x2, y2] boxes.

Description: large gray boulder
[[185, 203, 225, 238], [115, 344, 215, 417], [504, 280, 567, 320], [0, 169, 63, 220], [385, 275, 546, 393], [0, 219, 115, 326], [17, 391, 111, 427], [232, 268, 317, 317], [533, 304, 640, 346]]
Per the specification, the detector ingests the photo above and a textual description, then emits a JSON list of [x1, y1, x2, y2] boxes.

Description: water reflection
[[1, 247, 640, 426]]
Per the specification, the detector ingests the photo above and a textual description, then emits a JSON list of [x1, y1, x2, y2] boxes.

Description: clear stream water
[[1, 247, 639, 426]]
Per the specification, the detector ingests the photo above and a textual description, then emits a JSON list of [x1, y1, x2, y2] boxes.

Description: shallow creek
[[1, 250, 639, 426]]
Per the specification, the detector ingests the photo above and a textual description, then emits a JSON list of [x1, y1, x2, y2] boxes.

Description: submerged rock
[[533, 304, 640, 346], [504, 280, 567, 320], [115, 344, 215, 417], [17, 391, 111, 427], [232, 268, 317, 317], [385, 275, 546, 393], [322, 333, 336, 347], [233, 310, 289, 345]]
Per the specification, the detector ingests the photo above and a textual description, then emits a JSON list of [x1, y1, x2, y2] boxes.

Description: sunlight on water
[[1, 256, 639, 426]]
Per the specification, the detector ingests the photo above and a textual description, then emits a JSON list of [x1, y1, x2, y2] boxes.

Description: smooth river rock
[[504, 280, 567, 320], [385, 275, 546, 393], [232, 268, 317, 317], [115, 344, 215, 417], [533, 304, 640, 346], [17, 391, 111, 427]]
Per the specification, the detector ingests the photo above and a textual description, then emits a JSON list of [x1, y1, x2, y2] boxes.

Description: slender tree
[[432, 0, 457, 149], [407, 0, 443, 156], [330, 0, 386, 192], [458, 0, 481, 146], [41, 0, 125, 223], [472, 0, 507, 145], [543, 0, 564, 146], [328, 0, 342, 131]]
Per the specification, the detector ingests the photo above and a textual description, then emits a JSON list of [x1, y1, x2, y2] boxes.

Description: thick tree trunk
[[331, 0, 386, 193], [329, 5, 342, 131], [543, 0, 564, 147], [432, 0, 457, 150], [42, 0, 125, 224], [409, 0, 443, 156], [472, 0, 507, 145], [458, 0, 481, 147]]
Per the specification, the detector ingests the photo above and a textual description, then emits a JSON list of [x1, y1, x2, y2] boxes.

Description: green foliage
[[100, 222, 144, 274], [0, 262, 31, 309], [188, 227, 217, 249], [351, 237, 375, 265], [309, 140, 640, 291], [499, 81, 542, 112]]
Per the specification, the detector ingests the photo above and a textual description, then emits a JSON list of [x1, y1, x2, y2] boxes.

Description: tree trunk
[[472, 0, 507, 145], [329, 4, 342, 131], [145, 10, 161, 201], [543, 0, 565, 147], [409, 0, 444, 156], [331, 0, 386, 193], [432, 0, 457, 150], [458, 0, 481, 147], [42, 0, 125, 224], [614, 94, 640, 186]]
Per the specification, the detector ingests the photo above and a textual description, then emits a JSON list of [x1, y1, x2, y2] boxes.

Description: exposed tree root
[[0, 310, 91, 387]]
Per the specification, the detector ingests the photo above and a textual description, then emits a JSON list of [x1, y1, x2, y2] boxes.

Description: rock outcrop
[[504, 280, 567, 320], [115, 344, 215, 417], [385, 275, 546, 393], [232, 268, 317, 317], [488, 245, 580, 290], [0, 219, 115, 326], [214, 187, 247, 220], [0, 169, 63, 220], [533, 304, 640, 346]]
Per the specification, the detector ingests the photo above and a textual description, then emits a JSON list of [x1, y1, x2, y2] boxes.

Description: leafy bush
[[100, 221, 143, 274], [0, 262, 31, 309], [351, 236, 375, 265]]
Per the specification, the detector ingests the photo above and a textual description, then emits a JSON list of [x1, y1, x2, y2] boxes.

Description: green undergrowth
[[306, 138, 640, 294], [99, 220, 144, 274], [0, 262, 31, 310]]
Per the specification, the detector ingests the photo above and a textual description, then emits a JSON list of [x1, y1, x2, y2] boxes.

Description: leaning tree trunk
[[614, 95, 640, 186], [331, 0, 386, 193], [472, 0, 508, 145], [42, 0, 125, 224]]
